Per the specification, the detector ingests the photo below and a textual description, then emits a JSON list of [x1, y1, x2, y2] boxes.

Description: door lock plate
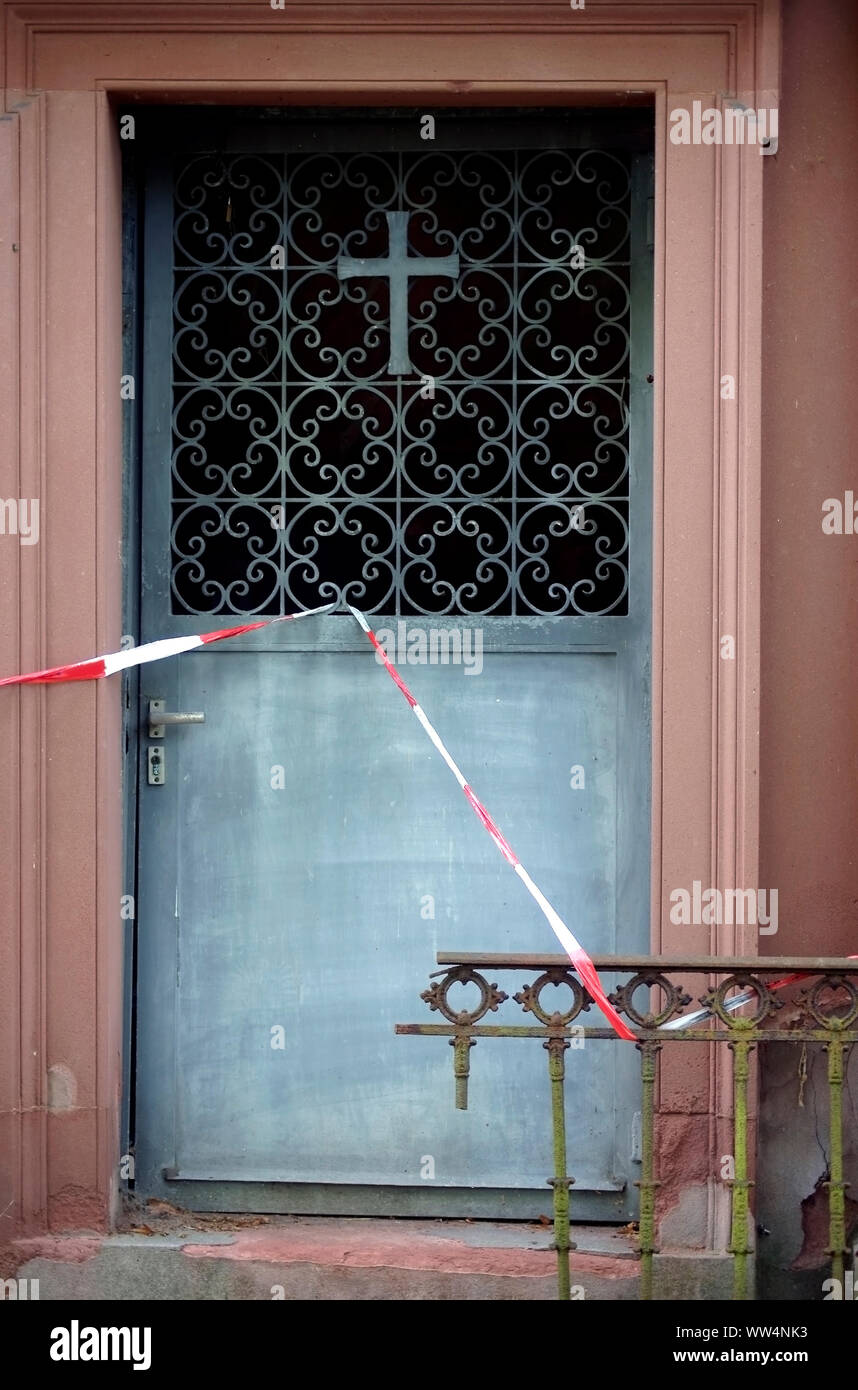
[[147, 744, 166, 785]]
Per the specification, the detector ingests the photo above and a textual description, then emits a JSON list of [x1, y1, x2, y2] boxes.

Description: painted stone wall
[[758, 0, 858, 1298]]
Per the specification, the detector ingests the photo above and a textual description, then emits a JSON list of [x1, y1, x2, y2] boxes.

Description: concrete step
[[9, 1216, 644, 1301]]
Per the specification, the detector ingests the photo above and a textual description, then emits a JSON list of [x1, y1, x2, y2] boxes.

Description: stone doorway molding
[[0, 0, 781, 1255]]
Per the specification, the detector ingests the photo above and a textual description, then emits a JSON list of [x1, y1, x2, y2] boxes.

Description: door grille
[[170, 141, 631, 617]]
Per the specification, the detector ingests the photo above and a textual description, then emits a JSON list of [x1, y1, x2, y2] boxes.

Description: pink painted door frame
[[0, 0, 780, 1248]]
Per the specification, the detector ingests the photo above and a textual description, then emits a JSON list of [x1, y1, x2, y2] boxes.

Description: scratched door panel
[[161, 650, 618, 1185], [133, 109, 653, 1218]]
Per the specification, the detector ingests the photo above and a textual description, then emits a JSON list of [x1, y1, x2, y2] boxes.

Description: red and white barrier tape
[[0, 604, 335, 686], [0, 596, 633, 1037], [11, 599, 836, 1042], [347, 604, 637, 1042], [662, 959, 858, 1031]]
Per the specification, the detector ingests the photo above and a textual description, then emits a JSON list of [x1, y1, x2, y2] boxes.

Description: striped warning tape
[[10, 599, 829, 1041], [0, 597, 636, 1039], [347, 604, 637, 1041], [662, 961, 858, 1032], [0, 604, 336, 686]]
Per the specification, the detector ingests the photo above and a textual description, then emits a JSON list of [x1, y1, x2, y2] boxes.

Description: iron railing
[[397, 953, 858, 1301]]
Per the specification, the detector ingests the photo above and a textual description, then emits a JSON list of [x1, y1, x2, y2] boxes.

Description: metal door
[[132, 109, 653, 1217]]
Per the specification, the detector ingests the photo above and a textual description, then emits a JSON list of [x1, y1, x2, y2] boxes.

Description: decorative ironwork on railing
[[397, 953, 858, 1301]]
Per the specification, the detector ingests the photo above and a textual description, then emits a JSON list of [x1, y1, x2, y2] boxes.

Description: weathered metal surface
[[728, 1039, 754, 1300], [337, 210, 459, 375], [545, 1034, 574, 1301], [824, 1039, 849, 1287], [166, 144, 634, 619], [636, 1040, 660, 1301], [134, 112, 654, 1219], [437, 952, 858, 972], [397, 1023, 858, 1043]]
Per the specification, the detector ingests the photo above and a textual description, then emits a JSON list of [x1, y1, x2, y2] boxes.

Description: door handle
[[148, 699, 206, 739]]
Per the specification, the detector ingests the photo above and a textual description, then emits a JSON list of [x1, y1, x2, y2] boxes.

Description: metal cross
[[337, 210, 460, 375]]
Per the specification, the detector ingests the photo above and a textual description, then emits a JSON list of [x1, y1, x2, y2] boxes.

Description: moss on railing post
[[728, 1037, 755, 1301], [545, 1032, 574, 1301], [824, 1038, 849, 1288], [450, 1031, 475, 1111], [636, 1039, 661, 1300], [398, 953, 858, 1303]]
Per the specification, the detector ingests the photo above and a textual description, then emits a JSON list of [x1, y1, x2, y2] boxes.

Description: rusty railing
[[396, 954, 858, 1301]]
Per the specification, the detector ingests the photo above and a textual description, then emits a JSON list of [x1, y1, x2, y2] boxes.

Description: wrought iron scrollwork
[[701, 972, 782, 1029], [398, 954, 858, 1302], [514, 967, 590, 1025], [169, 146, 632, 616], [608, 971, 692, 1028], [801, 973, 858, 1029], [420, 966, 507, 1024]]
